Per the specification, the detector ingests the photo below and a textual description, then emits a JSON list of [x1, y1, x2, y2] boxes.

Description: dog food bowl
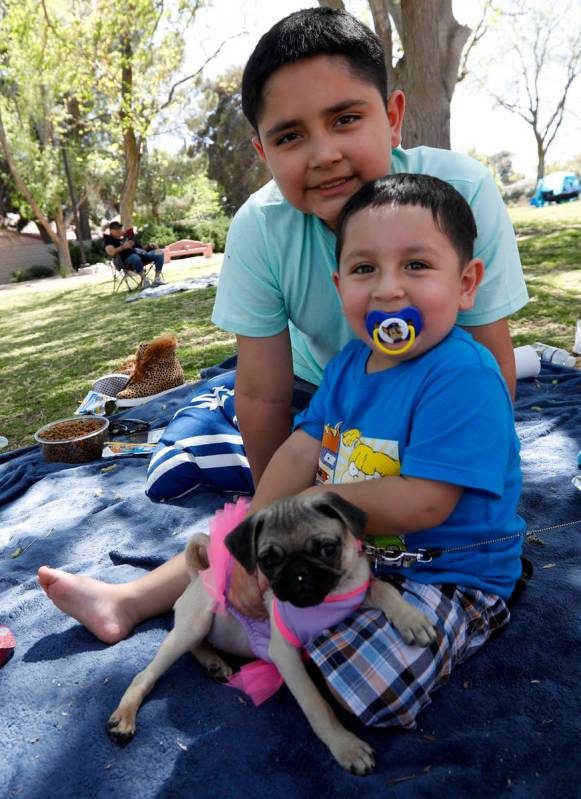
[[34, 416, 109, 463]]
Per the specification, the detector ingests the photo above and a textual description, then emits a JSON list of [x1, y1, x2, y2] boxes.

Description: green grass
[[0, 256, 235, 451], [507, 202, 581, 352], [1, 201, 580, 452]]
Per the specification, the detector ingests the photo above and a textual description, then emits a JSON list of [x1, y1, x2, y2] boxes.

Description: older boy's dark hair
[[242, 7, 387, 131], [335, 174, 479, 266]]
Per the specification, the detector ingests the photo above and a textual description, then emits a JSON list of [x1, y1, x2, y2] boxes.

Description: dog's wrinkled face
[[225, 493, 367, 607]]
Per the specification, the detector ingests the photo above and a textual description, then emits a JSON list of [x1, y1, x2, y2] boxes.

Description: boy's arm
[[250, 429, 321, 512], [304, 475, 463, 538], [463, 318, 516, 399], [235, 330, 296, 487]]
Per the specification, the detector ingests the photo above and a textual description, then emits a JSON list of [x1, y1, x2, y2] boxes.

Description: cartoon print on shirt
[[315, 424, 400, 485], [316, 422, 343, 484], [340, 428, 400, 483]]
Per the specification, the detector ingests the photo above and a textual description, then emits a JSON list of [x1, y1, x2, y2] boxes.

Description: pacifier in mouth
[[365, 306, 424, 356]]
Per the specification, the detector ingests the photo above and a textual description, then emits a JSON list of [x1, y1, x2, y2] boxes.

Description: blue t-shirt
[[293, 328, 526, 599], [212, 146, 529, 385]]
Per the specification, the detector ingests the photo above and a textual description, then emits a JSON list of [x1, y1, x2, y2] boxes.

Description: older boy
[[213, 6, 527, 491]]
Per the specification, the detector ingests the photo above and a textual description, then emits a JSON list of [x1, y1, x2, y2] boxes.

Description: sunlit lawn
[[508, 201, 581, 354], [1, 201, 580, 452], [0, 255, 235, 450]]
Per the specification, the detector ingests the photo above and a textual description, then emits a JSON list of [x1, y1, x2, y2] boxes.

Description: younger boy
[[247, 173, 525, 727]]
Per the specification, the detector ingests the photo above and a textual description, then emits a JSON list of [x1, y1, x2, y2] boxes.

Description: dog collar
[[365, 307, 423, 356]]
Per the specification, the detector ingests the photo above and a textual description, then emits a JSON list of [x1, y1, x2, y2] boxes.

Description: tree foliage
[[87, 0, 208, 226], [477, 0, 581, 181], [191, 67, 270, 214], [0, 0, 211, 275], [0, 0, 88, 273], [134, 148, 223, 225]]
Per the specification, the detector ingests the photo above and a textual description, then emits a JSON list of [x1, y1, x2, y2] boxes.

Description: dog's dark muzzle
[[271, 556, 342, 607]]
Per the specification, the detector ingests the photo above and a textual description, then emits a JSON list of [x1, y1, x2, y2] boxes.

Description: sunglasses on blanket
[[108, 419, 151, 437]]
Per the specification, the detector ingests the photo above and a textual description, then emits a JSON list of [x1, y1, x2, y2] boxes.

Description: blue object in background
[[530, 171, 580, 207]]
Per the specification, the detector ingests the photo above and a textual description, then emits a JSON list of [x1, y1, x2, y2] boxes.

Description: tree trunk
[[119, 127, 140, 228], [395, 0, 470, 148], [334, 0, 471, 149], [78, 197, 92, 241], [62, 144, 87, 266], [119, 33, 140, 228], [54, 207, 74, 276], [37, 224, 54, 244], [535, 134, 545, 182]]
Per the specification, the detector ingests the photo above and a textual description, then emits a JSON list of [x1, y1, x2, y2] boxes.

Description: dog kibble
[[35, 417, 109, 463]]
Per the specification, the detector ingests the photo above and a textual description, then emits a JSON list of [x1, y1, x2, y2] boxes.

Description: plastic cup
[[514, 346, 541, 379]]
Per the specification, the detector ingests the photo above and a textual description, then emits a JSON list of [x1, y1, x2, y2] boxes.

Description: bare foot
[[37, 566, 140, 645]]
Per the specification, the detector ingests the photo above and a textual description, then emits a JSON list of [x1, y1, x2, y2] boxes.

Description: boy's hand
[[228, 560, 269, 619]]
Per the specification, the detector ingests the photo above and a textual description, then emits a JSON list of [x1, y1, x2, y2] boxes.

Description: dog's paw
[[107, 709, 137, 745], [330, 731, 376, 776], [390, 604, 438, 647], [191, 645, 233, 682], [206, 658, 233, 682]]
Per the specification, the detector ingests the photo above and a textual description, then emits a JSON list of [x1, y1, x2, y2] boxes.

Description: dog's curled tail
[[185, 533, 210, 578]]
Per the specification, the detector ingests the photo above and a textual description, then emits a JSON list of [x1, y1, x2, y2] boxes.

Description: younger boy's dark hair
[[242, 7, 387, 131], [335, 174, 479, 267]]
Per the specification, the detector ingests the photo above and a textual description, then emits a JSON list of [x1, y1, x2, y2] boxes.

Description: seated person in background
[[103, 221, 165, 286]]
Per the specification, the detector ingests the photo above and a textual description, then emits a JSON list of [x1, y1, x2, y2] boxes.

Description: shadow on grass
[[516, 228, 581, 276], [0, 282, 236, 448]]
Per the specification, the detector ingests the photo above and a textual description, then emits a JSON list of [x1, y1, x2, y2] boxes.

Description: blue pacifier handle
[[365, 306, 424, 355]]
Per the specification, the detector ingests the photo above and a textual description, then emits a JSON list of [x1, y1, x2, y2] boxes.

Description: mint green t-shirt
[[212, 146, 528, 386]]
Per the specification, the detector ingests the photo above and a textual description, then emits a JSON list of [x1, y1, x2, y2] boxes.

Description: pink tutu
[[199, 498, 284, 705], [201, 497, 250, 615]]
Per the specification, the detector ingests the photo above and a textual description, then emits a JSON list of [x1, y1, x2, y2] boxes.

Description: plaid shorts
[[305, 575, 510, 729]]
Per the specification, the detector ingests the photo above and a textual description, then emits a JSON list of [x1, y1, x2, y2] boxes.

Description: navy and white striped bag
[[145, 370, 254, 501]]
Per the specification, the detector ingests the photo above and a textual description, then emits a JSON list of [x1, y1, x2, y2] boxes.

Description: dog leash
[[363, 519, 581, 568]]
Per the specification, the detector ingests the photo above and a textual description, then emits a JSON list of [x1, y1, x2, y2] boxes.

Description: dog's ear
[[225, 511, 265, 574], [311, 492, 368, 540]]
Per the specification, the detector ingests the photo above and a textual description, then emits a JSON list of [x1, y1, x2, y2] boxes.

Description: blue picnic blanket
[[1, 363, 579, 799]]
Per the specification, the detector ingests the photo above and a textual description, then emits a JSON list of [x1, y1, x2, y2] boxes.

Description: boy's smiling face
[[334, 204, 483, 372], [253, 55, 404, 230]]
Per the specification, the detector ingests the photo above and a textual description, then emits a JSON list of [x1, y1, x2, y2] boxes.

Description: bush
[[501, 178, 536, 205], [50, 240, 108, 270], [136, 217, 231, 252], [11, 265, 56, 282], [70, 240, 107, 269], [172, 216, 230, 252], [136, 223, 177, 248]]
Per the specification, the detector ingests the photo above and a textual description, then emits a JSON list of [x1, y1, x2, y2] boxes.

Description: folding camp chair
[[109, 254, 154, 293]]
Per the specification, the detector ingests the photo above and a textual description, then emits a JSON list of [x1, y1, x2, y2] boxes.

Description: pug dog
[[107, 493, 436, 775]]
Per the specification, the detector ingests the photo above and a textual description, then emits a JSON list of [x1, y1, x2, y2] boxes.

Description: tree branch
[[157, 32, 246, 114], [385, 0, 402, 39], [441, 9, 471, 100], [457, 0, 494, 83], [368, 0, 397, 88]]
